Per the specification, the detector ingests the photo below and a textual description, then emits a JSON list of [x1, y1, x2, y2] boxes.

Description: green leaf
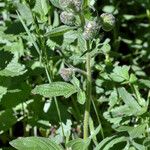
[[108, 105, 136, 118], [89, 124, 101, 144], [66, 138, 90, 150], [0, 86, 7, 101], [17, 3, 33, 25], [0, 55, 26, 77], [129, 73, 137, 83], [108, 90, 118, 108], [33, 0, 49, 17], [83, 0, 96, 8], [10, 137, 64, 150], [110, 66, 130, 82], [94, 136, 116, 150], [128, 124, 147, 138], [143, 137, 150, 148], [131, 140, 145, 150], [103, 136, 127, 150], [116, 124, 147, 139], [0, 109, 17, 134], [32, 82, 77, 98], [45, 26, 76, 37], [16, 11, 41, 55], [139, 79, 150, 88], [102, 5, 116, 13], [78, 35, 87, 52], [77, 90, 86, 105], [118, 87, 142, 114], [53, 10, 60, 27], [57, 120, 72, 136], [64, 31, 78, 44], [49, 0, 61, 9], [101, 43, 111, 54], [123, 142, 130, 150]]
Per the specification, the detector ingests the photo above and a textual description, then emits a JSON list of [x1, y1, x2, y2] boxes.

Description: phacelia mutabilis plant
[[57, 0, 115, 140], [10, 0, 116, 149], [10, 0, 150, 149]]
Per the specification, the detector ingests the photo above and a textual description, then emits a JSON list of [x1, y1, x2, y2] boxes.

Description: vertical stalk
[[45, 66, 65, 138], [83, 41, 92, 139]]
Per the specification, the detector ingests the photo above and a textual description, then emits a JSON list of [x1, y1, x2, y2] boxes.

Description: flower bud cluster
[[73, 0, 82, 12], [59, 0, 82, 25], [60, 11, 75, 25], [83, 21, 100, 40], [60, 68, 73, 81], [59, 1, 115, 39], [100, 13, 115, 32], [59, 0, 82, 12]]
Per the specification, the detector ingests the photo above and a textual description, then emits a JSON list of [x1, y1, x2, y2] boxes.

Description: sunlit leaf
[[32, 82, 77, 98]]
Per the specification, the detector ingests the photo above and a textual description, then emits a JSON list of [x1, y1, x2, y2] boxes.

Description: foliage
[[0, 0, 150, 149]]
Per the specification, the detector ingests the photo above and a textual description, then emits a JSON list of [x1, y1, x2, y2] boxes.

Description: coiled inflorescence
[[83, 21, 100, 40], [100, 13, 115, 32], [59, 0, 82, 12], [60, 11, 75, 25], [60, 68, 73, 81]]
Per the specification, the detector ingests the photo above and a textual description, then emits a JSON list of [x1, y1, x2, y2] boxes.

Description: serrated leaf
[[10, 137, 63, 150], [116, 124, 147, 139], [78, 36, 87, 52], [0, 86, 7, 101], [64, 31, 78, 44], [45, 26, 76, 37], [103, 111, 122, 125], [108, 90, 118, 108], [33, 0, 49, 16], [32, 82, 77, 98], [17, 3, 33, 25], [0, 54, 26, 77], [118, 87, 141, 114], [109, 105, 136, 118], [110, 66, 130, 82], [128, 124, 147, 138]]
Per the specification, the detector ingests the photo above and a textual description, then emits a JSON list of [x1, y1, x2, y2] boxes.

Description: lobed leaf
[[118, 87, 142, 114]]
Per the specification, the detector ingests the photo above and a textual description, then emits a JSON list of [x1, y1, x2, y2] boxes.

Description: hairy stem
[[83, 41, 92, 139]]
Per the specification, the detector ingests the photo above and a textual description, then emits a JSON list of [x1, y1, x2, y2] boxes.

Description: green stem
[[91, 98, 104, 139], [83, 42, 92, 139], [45, 66, 65, 138], [78, 12, 85, 29]]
